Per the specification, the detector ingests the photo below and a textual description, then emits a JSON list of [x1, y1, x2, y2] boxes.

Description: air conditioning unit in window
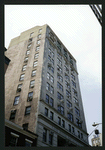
[[11, 110, 16, 113], [17, 87, 21, 92], [60, 99, 64, 103], [30, 85, 34, 88], [48, 63, 52, 67], [28, 96, 33, 101], [67, 95, 70, 98]]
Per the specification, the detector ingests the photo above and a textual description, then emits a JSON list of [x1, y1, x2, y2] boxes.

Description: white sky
[[5, 5, 102, 146]]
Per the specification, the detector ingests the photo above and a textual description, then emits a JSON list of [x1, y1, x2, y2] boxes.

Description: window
[[50, 111, 53, 120], [57, 65, 62, 73], [71, 74, 75, 80], [27, 43, 31, 49], [17, 84, 22, 92], [47, 72, 50, 80], [27, 92, 33, 101], [30, 80, 35, 88], [72, 80, 76, 88], [37, 40, 40, 45], [39, 29, 42, 33], [58, 117, 61, 125], [22, 64, 27, 71], [69, 124, 71, 132], [25, 106, 31, 115], [32, 70, 36, 77], [52, 52, 54, 58], [57, 58, 62, 66], [78, 131, 80, 138], [67, 113, 73, 122], [38, 34, 41, 39], [52, 59, 54, 65], [9, 135, 18, 146], [49, 31, 55, 43], [48, 64, 54, 73], [66, 90, 71, 98], [34, 53, 39, 59], [57, 52, 62, 59], [22, 123, 28, 130], [50, 75, 54, 83], [25, 141, 32, 147], [64, 66, 69, 74], [57, 106, 64, 115], [70, 56, 73, 66], [46, 82, 50, 91], [30, 32, 34, 37], [48, 55, 51, 61], [36, 46, 40, 51], [57, 41, 61, 51], [50, 86, 54, 94], [49, 133, 53, 145], [45, 94, 49, 103], [10, 110, 16, 120], [43, 128, 47, 142], [65, 73, 69, 81], [28, 38, 33, 42], [19, 74, 25, 81], [24, 57, 28, 63], [49, 97, 53, 107], [57, 92, 63, 100], [33, 61, 38, 67], [67, 100, 72, 108], [62, 120, 65, 128], [57, 73, 63, 82], [26, 50, 30, 55], [14, 96, 20, 105], [57, 82, 63, 92], [75, 107, 80, 116], [45, 108, 48, 117], [76, 118, 82, 128], [65, 81, 70, 89], [73, 97, 78, 103], [72, 89, 77, 97], [72, 127, 75, 134], [81, 133, 83, 139], [64, 49, 67, 59]]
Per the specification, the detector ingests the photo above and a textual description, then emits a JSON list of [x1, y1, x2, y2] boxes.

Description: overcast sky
[[5, 5, 102, 146]]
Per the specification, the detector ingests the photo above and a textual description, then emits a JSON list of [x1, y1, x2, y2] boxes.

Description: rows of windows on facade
[[7, 26, 87, 146]]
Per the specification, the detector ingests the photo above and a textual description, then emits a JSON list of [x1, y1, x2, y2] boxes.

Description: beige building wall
[[5, 24, 47, 133]]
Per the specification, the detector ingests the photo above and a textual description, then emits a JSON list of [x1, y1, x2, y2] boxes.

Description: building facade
[[5, 24, 89, 146]]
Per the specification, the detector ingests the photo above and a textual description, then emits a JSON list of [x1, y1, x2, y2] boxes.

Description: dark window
[[70, 56, 73, 66], [43, 128, 47, 142], [81, 133, 83, 139], [45, 108, 48, 117], [75, 107, 80, 116], [52, 59, 54, 65], [69, 124, 71, 132], [65, 73, 69, 81], [57, 65, 62, 73], [14, 96, 20, 105], [78, 131, 80, 138], [57, 73, 63, 82], [47, 72, 50, 80], [57, 52, 62, 59], [76, 118, 82, 128], [71, 74, 75, 80], [22, 123, 28, 130], [58, 117, 61, 125], [67, 100, 72, 108], [24, 57, 28, 63], [66, 90, 71, 98], [57, 92, 63, 100], [25, 106, 31, 115], [57, 41, 61, 51], [48, 64, 54, 73], [57, 57, 62, 66], [63, 49, 67, 59], [62, 120, 65, 128], [67, 113, 73, 122], [49, 134, 53, 145], [48, 55, 51, 61], [50, 97, 53, 107], [28, 38, 33, 42], [46, 82, 50, 91], [57, 82, 63, 92], [25, 141, 32, 147], [57, 106, 64, 115], [50, 86, 54, 94], [27, 43, 31, 49], [10, 110, 16, 120], [72, 126, 75, 134], [17, 84, 22, 92], [9, 135, 18, 146], [46, 94, 49, 103], [65, 81, 70, 89], [72, 80, 76, 88], [50, 75, 54, 83], [50, 111, 53, 120], [27, 92, 33, 101], [64, 65, 69, 73]]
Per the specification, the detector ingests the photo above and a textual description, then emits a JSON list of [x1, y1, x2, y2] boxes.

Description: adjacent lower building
[[5, 24, 89, 146]]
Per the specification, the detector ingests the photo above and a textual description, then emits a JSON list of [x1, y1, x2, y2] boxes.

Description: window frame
[[13, 96, 20, 105], [25, 106, 31, 115]]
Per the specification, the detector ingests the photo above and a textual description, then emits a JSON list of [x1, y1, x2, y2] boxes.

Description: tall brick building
[[5, 24, 89, 146]]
